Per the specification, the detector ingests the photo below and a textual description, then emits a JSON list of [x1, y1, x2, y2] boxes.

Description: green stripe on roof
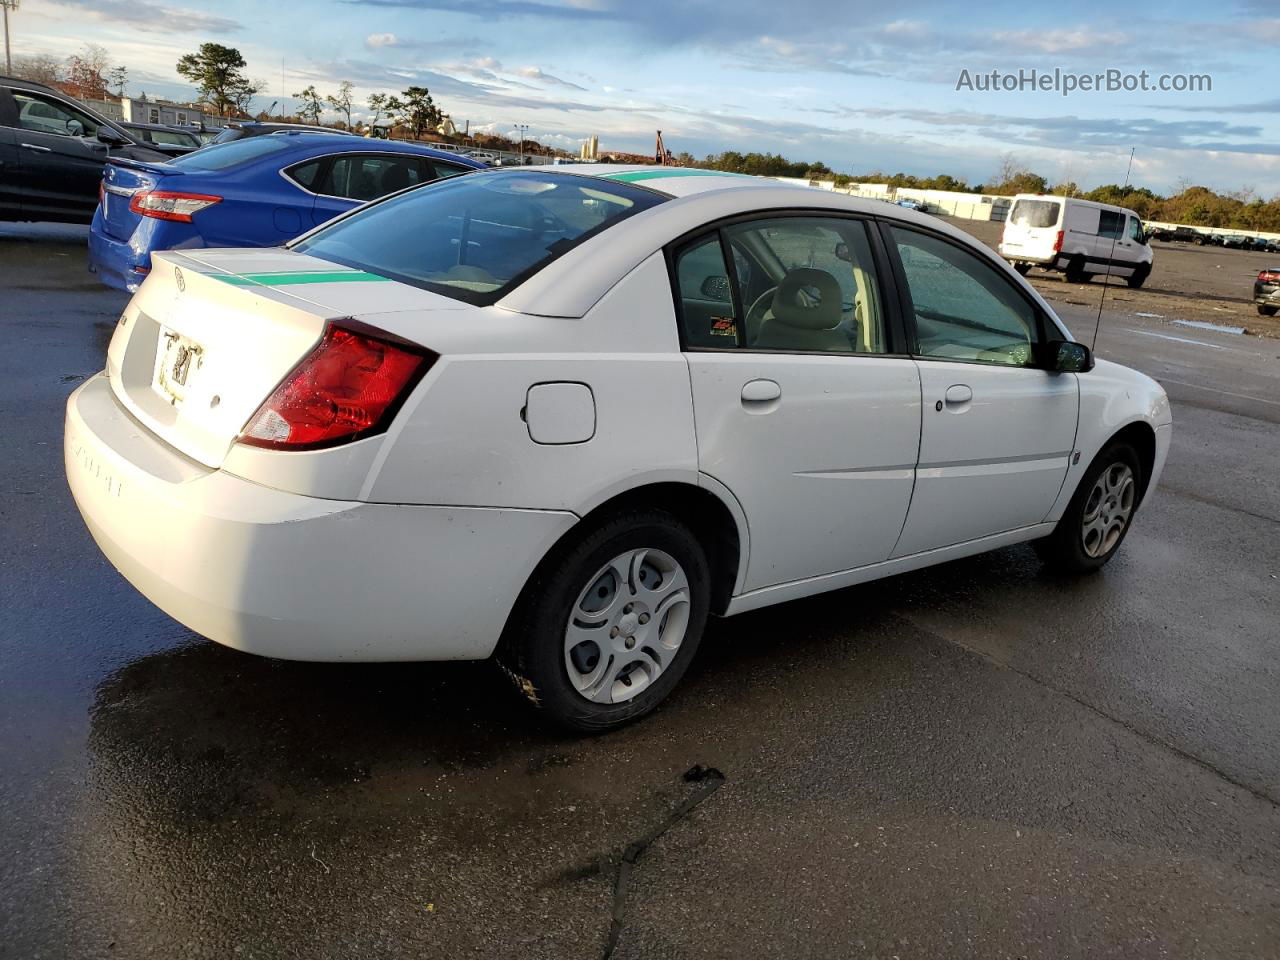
[[214, 270, 393, 287], [598, 169, 753, 184]]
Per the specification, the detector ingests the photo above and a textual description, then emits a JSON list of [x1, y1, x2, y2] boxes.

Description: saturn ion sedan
[[65, 166, 1172, 731]]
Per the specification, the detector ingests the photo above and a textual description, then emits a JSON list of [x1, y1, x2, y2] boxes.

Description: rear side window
[[674, 236, 738, 348], [1009, 199, 1061, 228], [287, 160, 323, 190], [171, 135, 293, 171], [317, 154, 428, 201], [293, 172, 665, 305]]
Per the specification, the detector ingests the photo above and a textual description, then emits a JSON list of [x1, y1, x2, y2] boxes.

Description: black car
[[118, 121, 201, 156], [210, 121, 356, 145], [1255, 267, 1280, 317], [0, 76, 168, 224]]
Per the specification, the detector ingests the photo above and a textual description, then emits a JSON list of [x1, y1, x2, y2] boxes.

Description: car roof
[[0, 75, 60, 94], [254, 132, 488, 166], [487, 166, 1034, 319]]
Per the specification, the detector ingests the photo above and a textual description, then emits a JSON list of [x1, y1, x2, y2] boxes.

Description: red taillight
[[98, 180, 104, 207], [238, 325, 434, 451], [1053, 230, 1064, 253], [129, 190, 222, 222], [1260, 270, 1279, 283]]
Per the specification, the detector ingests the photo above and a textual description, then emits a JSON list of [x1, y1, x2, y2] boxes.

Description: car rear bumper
[[1254, 285, 1279, 304], [65, 374, 576, 662], [88, 208, 147, 293]]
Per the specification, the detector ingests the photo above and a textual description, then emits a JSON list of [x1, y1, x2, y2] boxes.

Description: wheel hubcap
[[1081, 462, 1136, 558], [564, 548, 691, 704]]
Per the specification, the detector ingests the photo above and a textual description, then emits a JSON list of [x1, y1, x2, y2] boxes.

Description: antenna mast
[[1092, 147, 1136, 352]]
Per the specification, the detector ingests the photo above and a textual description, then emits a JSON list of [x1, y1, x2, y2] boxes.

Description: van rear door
[[1003, 197, 1063, 262]]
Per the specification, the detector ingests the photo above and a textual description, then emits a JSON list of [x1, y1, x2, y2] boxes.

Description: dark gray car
[[0, 76, 168, 224]]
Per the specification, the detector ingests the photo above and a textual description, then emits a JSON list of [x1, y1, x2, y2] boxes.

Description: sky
[[8, 0, 1280, 195]]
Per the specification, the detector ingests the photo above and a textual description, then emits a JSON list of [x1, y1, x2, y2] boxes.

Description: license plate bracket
[[154, 328, 204, 406]]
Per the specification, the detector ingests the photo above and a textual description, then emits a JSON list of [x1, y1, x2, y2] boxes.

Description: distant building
[[119, 95, 227, 129]]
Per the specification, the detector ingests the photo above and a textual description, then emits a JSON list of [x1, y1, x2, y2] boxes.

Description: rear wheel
[[1035, 441, 1142, 574], [1065, 255, 1089, 284], [1013, 262, 1032, 276], [1259, 304, 1278, 317], [1126, 264, 1150, 289], [497, 509, 710, 732]]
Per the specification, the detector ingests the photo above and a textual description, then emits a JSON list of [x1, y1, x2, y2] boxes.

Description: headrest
[[771, 268, 842, 330]]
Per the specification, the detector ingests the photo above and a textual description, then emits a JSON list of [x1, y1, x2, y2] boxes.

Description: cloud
[[40, 0, 241, 33], [517, 66, 588, 90], [363, 32, 480, 51]]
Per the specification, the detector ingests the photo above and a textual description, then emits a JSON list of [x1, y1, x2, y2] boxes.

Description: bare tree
[[10, 52, 61, 86]]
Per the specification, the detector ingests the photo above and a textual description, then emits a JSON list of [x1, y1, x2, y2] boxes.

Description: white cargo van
[[999, 195, 1154, 288]]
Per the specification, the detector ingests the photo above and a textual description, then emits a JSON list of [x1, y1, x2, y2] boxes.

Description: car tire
[[1065, 255, 1089, 284], [1126, 264, 1150, 289], [496, 509, 711, 733], [1259, 304, 1278, 317], [1014, 262, 1032, 276], [1035, 441, 1143, 575]]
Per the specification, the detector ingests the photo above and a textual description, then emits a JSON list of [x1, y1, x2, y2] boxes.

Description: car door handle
[[942, 384, 972, 410], [20, 143, 52, 153], [741, 379, 781, 403]]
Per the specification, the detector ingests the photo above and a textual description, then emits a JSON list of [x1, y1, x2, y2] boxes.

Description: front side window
[[293, 171, 666, 304], [318, 154, 428, 201], [12, 92, 100, 137], [1098, 209, 1124, 239], [891, 226, 1040, 366], [1128, 216, 1145, 243]]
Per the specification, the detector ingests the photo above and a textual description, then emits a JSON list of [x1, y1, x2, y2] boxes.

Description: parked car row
[[1147, 224, 1280, 251]]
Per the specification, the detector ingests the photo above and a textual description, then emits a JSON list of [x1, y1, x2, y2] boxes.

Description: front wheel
[[1126, 264, 1150, 289], [1035, 442, 1142, 574], [1259, 304, 1278, 317], [497, 509, 710, 732]]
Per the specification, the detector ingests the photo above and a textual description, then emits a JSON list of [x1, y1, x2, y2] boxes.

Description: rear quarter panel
[[365, 252, 700, 512]]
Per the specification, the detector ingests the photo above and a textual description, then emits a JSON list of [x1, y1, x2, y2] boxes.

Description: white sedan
[[65, 166, 1172, 731]]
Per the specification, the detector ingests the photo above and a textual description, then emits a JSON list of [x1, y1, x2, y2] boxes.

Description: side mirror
[[96, 127, 130, 147], [1041, 339, 1093, 373], [699, 275, 731, 301]]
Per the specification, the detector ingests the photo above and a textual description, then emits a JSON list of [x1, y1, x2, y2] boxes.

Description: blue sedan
[[88, 133, 484, 292]]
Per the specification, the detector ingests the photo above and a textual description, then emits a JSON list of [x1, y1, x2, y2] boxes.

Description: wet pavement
[[2, 223, 1278, 959]]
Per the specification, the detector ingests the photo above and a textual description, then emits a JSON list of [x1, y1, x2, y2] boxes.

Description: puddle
[[1172, 319, 1246, 336]]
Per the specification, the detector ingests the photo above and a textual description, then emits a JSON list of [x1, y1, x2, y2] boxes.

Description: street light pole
[[1, 0, 18, 76], [514, 123, 528, 164]]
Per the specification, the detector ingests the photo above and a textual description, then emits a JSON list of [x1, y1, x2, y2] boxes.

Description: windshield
[[1010, 199, 1062, 229], [170, 135, 293, 171], [293, 171, 667, 304]]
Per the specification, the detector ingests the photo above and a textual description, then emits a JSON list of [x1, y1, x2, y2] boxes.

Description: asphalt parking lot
[[2, 222, 1278, 959]]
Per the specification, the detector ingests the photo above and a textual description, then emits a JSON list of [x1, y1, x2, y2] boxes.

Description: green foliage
[[325, 80, 354, 129], [176, 43, 258, 117], [398, 86, 441, 139], [293, 85, 323, 124]]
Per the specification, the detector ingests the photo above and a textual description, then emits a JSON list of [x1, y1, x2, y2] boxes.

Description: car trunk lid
[[100, 158, 181, 241], [106, 248, 468, 468]]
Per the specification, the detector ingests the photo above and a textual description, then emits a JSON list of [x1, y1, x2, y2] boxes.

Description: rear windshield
[[1010, 199, 1062, 229], [169, 135, 292, 171], [293, 171, 667, 305]]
